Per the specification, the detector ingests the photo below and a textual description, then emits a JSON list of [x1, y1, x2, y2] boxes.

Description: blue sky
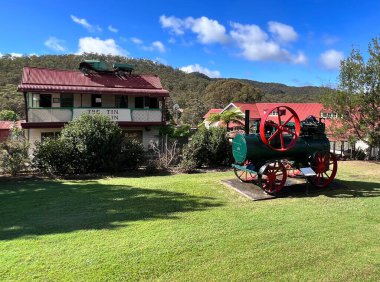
[[1, 0, 379, 86]]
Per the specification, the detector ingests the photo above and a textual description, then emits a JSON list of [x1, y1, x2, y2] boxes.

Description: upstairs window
[[135, 97, 159, 109], [39, 94, 52, 107], [135, 97, 144, 108], [149, 97, 158, 108], [61, 93, 73, 107], [269, 110, 278, 116], [321, 112, 338, 119], [116, 95, 128, 108]]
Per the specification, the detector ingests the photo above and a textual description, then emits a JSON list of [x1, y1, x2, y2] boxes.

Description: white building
[[17, 64, 169, 151]]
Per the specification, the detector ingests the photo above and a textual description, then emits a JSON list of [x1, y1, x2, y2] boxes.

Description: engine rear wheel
[[258, 161, 287, 195], [233, 162, 257, 183], [308, 151, 338, 187]]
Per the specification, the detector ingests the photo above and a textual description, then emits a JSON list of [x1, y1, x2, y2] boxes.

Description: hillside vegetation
[[0, 54, 328, 124]]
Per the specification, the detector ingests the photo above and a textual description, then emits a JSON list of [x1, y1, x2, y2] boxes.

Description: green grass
[[1, 161, 379, 281]]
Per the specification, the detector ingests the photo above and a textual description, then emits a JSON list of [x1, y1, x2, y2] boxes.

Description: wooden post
[[23, 92, 28, 122]]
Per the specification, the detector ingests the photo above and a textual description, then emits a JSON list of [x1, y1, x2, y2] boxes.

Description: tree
[[0, 127, 29, 175], [323, 37, 380, 158], [203, 80, 262, 109], [0, 109, 18, 121], [207, 108, 245, 130]]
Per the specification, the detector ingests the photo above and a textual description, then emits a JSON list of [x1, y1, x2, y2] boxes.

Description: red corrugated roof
[[255, 103, 324, 120], [203, 108, 223, 119], [232, 103, 261, 119], [220, 102, 336, 134], [17, 67, 169, 96], [0, 120, 24, 130]]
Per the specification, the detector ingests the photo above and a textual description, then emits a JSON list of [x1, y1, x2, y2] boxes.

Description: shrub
[[159, 124, 192, 138], [177, 158, 197, 173], [32, 138, 76, 175], [145, 159, 159, 174], [60, 114, 123, 173], [180, 127, 231, 168], [149, 140, 180, 170], [119, 138, 145, 170], [33, 114, 145, 175], [0, 139, 29, 175], [0, 110, 18, 121], [208, 127, 231, 166], [182, 127, 210, 167]]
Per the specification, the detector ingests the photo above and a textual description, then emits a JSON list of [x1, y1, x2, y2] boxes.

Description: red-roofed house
[[0, 121, 24, 142], [206, 102, 338, 137], [203, 109, 223, 129], [17, 66, 170, 151]]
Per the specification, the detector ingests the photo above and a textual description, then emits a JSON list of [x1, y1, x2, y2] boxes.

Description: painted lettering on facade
[[73, 109, 132, 121]]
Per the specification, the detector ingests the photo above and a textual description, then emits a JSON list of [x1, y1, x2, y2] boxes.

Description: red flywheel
[[259, 105, 301, 152]]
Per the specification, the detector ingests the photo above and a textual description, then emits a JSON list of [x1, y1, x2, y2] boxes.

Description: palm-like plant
[[207, 108, 245, 131]]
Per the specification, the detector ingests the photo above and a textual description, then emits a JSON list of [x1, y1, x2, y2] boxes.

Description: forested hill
[[0, 54, 329, 124]]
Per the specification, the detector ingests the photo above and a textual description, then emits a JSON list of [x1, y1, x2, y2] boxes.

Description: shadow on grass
[[276, 178, 380, 198], [0, 179, 222, 241]]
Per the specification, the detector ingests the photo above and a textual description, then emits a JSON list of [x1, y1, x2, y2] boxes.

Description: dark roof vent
[[79, 60, 111, 74], [79, 60, 134, 77]]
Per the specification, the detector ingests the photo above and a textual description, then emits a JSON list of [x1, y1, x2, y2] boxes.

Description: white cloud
[[10, 53, 23, 57], [44, 37, 66, 52], [70, 15, 101, 32], [131, 37, 143, 44], [159, 15, 306, 64], [268, 21, 298, 42], [160, 15, 228, 44], [180, 64, 221, 78], [0, 52, 24, 58], [108, 25, 118, 33], [230, 22, 306, 64], [319, 49, 344, 70], [168, 37, 176, 44], [151, 41, 166, 53], [159, 15, 186, 35], [322, 34, 340, 46], [187, 16, 228, 44], [137, 40, 166, 53], [292, 52, 307, 64], [77, 37, 128, 56]]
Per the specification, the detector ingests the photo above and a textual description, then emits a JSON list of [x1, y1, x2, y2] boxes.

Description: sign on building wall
[[73, 109, 132, 121]]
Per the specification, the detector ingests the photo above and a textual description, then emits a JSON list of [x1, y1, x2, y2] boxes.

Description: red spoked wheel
[[234, 161, 257, 183], [308, 152, 338, 188], [259, 106, 301, 152], [259, 161, 287, 195]]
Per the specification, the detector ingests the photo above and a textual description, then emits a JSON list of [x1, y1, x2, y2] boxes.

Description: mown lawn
[[0, 161, 379, 281]]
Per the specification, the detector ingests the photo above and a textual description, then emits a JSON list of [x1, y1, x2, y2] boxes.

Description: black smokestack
[[245, 110, 250, 135]]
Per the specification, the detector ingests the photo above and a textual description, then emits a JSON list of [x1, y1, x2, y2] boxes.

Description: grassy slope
[[0, 161, 379, 281]]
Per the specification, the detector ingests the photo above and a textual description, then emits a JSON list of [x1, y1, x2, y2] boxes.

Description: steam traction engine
[[232, 105, 338, 195]]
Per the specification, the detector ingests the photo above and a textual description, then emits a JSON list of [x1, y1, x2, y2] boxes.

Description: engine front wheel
[[258, 161, 287, 195]]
